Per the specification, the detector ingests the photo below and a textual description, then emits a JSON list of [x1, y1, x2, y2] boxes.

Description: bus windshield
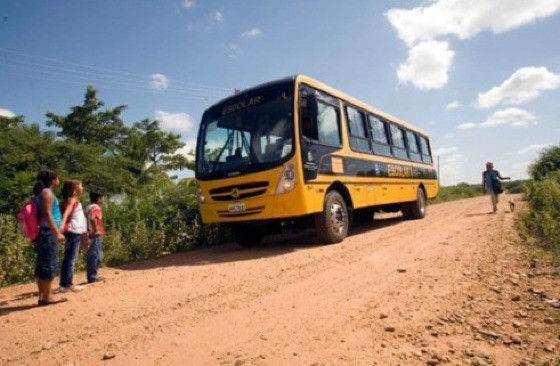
[[196, 83, 294, 180]]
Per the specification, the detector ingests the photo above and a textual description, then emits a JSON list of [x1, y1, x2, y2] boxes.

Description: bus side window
[[317, 101, 341, 146], [419, 136, 433, 163], [406, 130, 422, 162], [389, 124, 408, 160], [367, 115, 391, 156], [346, 106, 370, 153]]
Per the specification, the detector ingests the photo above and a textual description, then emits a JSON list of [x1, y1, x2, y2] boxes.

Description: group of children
[[33, 169, 104, 306]]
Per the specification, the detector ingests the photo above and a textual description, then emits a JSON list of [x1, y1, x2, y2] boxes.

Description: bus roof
[[207, 74, 429, 136]]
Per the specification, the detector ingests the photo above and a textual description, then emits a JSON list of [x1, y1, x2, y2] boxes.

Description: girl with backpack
[[34, 169, 67, 306], [59, 179, 88, 292]]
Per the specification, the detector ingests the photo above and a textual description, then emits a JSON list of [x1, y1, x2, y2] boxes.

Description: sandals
[[38, 298, 68, 306]]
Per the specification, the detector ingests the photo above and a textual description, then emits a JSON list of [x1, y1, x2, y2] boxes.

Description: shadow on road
[[464, 212, 495, 217], [0, 303, 38, 315], [0, 291, 40, 315], [0, 216, 404, 313], [119, 215, 405, 271]]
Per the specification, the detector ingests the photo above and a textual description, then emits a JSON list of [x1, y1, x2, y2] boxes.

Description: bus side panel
[[425, 180, 439, 199]]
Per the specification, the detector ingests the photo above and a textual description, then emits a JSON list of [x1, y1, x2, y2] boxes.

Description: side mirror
[[304, 161, 318, 181]]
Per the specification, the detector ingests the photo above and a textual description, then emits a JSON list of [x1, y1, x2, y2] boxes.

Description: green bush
[[0, 215, 36, 286], [503, 180, 527, 194], [528, 144, 560, 180], [429, 182, 484, 204], [517, 171, 560, 263], [0, 180, 229, 286]]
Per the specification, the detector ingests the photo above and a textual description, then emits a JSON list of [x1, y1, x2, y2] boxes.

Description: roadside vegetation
[[516, 144, 560, 265], [429, 179, 525, 204]]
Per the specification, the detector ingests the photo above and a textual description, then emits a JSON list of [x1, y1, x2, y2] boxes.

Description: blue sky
[[1, 0, 559, 185]]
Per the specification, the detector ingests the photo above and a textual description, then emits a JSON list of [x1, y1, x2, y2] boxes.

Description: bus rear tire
[[402, 188, 427, 220], [231, 225, 264, 247], [315, 190, 349, 244]]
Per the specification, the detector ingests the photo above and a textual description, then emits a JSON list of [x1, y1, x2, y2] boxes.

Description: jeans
[[35, 229, 59, 280], [87, 235, 103, 282], [60, 232, 81, 287]]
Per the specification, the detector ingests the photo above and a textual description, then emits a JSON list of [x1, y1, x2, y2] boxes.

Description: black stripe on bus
[[314, 155, 437, 180]]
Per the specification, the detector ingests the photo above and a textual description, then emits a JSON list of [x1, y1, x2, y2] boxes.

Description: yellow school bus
[[195, 75, 438, 246]]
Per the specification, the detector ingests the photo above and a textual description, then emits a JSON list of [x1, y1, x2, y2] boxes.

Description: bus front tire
[[402, 188, 427, 220], [315, 190, 349, 244]]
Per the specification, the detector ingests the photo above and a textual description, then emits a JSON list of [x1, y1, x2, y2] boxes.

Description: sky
[[1, 0, 559, 186]]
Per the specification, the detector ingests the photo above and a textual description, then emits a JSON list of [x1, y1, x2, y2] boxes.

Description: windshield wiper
[[241, 131, 260, 167], [211, 130, 235, 173]]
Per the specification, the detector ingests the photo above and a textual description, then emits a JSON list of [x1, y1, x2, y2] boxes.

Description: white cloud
[[457, 122, 477, 130], [445, 100, 461, 110], [397, 41, 454, 90], [477, 67, 560, 108], [150, 74, 169, 91], [154, 110, 194, 133], [222, 43, 240, 59], [210, 11, 224, 24], [182, 0, 195, 9], [439, 152, 464, 185], [386, 0, 560, 90], [0, 108, 15, 117], [440, 153, 462, 164], [175, 139, 196, 161], [480, 108, 537, 128], [512, 161, 531, 170], [434, 146, 458, 156], [386, 0, 560, 47], [242, 27, 263, 39], [516, 143, 553, 154], [458, 108, 538, 129]]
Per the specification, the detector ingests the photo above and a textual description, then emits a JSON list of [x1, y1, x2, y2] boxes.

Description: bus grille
[[209, 182, 269, 202]]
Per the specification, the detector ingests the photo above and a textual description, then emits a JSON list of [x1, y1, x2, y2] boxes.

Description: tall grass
[[516, 171, 560, 263]]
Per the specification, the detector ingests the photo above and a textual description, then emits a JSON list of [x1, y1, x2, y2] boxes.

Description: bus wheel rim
[[330, 202, 346, 233]]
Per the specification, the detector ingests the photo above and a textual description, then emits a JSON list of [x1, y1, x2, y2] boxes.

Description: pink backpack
[[17, 197, 41, 240]]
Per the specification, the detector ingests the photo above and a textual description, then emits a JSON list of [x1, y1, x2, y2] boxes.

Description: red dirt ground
[[1, 195, 559, 365]]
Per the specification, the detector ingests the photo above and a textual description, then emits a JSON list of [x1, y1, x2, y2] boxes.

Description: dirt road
[[1, 195, 559, 366]]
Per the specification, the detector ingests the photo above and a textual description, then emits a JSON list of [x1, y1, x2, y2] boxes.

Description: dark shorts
[[35, 230, 59, 280]]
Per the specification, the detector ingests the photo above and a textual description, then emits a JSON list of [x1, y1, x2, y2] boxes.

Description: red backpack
[[17, 196, 41, 240]]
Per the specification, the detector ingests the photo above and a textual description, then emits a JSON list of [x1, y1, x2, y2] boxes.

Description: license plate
[[228, 202, 246, 212]]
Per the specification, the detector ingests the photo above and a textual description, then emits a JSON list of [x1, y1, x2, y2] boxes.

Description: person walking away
[[59, 179, 87, 292], [34, 170, 67, 306], [85, 190, 105, 283], [482, 162, 510, 213]]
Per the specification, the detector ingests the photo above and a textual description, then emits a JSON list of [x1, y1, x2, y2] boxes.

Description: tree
[[529, 144, 560, 180], [45, 85, 127, 152], [0, 114, 25, 129], [0, 116, 61, 214], [118, 119, 189, 182]]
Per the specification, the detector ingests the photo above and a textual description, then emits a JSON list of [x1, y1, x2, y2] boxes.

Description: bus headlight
[[195, 182, 205, 203], [276, 162, 296, 194]]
